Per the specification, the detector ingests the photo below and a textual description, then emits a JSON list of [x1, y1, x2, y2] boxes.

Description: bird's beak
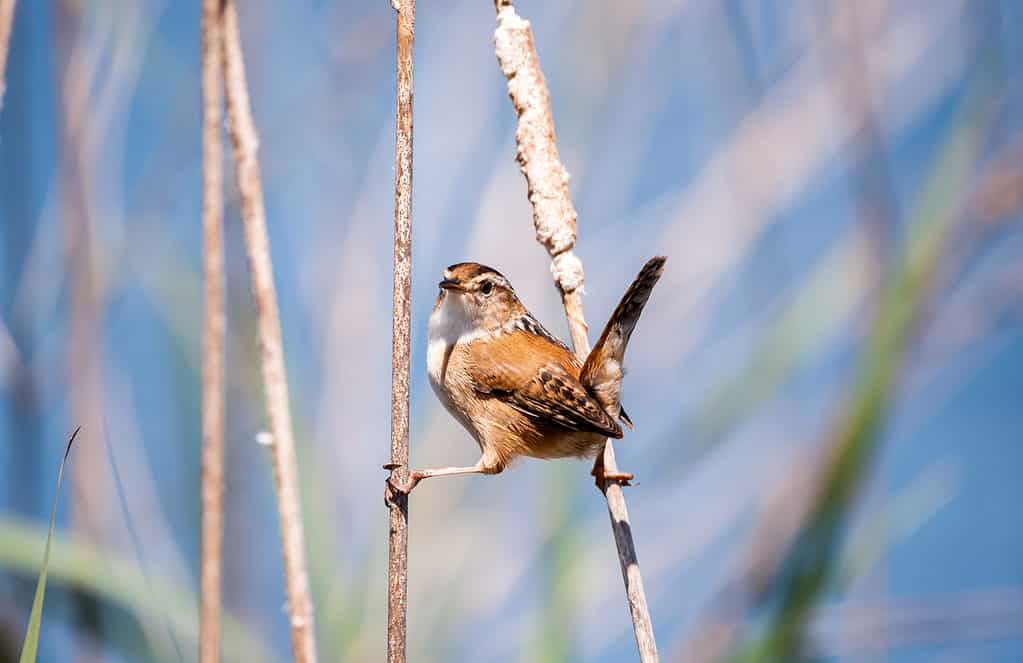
[[438, 278, 462, 291]]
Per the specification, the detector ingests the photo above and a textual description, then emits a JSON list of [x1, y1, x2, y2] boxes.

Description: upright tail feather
[[580, 256, 666, 425]]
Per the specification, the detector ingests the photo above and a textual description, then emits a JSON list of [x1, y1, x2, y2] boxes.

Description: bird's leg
[[384, 461, 487, 497], [409, 464, 489, 489], [590, 451, 634, 488]]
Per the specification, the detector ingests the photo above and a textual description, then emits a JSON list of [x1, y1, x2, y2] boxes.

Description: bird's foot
[[383, 464, 425, 505], [590, 462, 634, 488], [596, 470, 634, 487]]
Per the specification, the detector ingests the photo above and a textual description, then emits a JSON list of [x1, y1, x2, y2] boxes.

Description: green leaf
[[19, 426, 80, 663], [731, 69, 998, 663], [0, 517, 280, 662]]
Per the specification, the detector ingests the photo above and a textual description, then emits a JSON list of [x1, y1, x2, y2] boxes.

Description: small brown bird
[[392, 256, 666, 494]]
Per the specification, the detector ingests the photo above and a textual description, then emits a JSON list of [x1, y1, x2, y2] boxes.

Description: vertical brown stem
[[220, 3, 318, 661], [386, 1, 414, 662], [0, 0, 15, 108], [492, 1, 659, 660], [199, 0, 225, 661]]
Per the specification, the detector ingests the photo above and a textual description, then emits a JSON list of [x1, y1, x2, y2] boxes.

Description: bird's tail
[[580, 256, 666, 428]]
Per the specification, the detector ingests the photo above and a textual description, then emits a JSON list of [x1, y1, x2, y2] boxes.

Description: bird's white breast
[[427, 293, 481, 398]]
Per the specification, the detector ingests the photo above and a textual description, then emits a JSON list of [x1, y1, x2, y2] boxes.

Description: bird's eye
[[480, 280, 494, 296]]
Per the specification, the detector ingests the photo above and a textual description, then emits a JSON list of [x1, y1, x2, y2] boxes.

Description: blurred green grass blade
[[19, 426, 80, 663], [523, 465, 579, 663], [0, 518, 280, 662], [733, 73, 998, 663]]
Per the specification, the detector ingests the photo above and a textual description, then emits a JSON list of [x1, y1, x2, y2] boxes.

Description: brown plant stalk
[[385, 0, 415, 661], [492, 1, 659, 660], [199, 0, 225, 661], [0, 0, 14, 109], [221, 3, 318, 661]]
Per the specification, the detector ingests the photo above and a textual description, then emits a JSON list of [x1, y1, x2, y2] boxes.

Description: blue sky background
[[1, 0, 1021, 661]]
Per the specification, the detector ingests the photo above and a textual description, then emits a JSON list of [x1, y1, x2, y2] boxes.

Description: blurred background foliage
[[1, 0, 1022, 661]]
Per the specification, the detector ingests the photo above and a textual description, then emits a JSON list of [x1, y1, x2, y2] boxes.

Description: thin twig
[[199, 0, 225, 661], [385, 0, 414, 662], [0, 0, 14, 109], [492, 2, 658, 660], [57, 0, 113, 555], [220, 4, 318, 661]]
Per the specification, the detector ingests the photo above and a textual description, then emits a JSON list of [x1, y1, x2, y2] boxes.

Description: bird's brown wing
[[468, 332, 623, 439]]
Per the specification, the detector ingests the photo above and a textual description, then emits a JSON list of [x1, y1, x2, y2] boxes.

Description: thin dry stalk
[[220, 3, 318, 661], [492, 1, 658, 660], [57, 0, 114, 552], [199, 0, 225, 661], [0, 0, 14, 108], [385, 1, 415, 662]]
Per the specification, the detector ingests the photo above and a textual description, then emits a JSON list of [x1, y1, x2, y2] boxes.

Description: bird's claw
[[599, 471, 635, 487], [591, 464, 635, 488], [590, 454, 636, 488], [383, 463, 407, 507], [383, 464, 423, 506]]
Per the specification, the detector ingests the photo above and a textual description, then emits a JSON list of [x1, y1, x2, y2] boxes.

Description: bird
[[387, 256, 666, 495]]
